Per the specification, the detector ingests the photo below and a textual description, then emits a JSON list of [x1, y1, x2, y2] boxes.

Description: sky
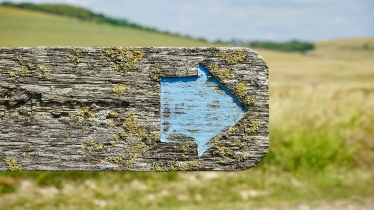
[[2, 0, 374, 42]]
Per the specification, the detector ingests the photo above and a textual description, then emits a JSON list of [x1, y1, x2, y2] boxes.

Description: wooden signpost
[[0, 47, 268, 171]]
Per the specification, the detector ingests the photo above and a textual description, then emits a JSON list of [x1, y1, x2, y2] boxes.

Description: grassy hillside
[[316, 36, 374, 50], [1, 5, 374, 210], [0, 6, 221, 47]]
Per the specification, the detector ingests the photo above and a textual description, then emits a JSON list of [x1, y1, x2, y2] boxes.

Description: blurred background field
[[0, 4, 374, 210]]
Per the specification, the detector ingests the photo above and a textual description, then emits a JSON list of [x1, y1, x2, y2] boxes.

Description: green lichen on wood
[[67, 49, 83, 65], [81, 140, 106, 157], [235, 81, 248, 99], [101, 155, 137, 169], [69, 106, 95, 126], [10, 106, 38, 122], [213, 146, 233, 158], [216, 49, 246, 64], [173, 143, 196, 154], [111, 84, 131, 96], [117, 112, 148, 141], [234, 82, 257, 106], [149, 66, 161, 81], [100, 47, 144, 75], [35, 64, 51, 79], [124, 143, 149, 156], [21, 142, 33, 158], [152, 160, 202, 171], [228, 126, 240, 135], [235, 153, 249, 162], [7, 66, 28, 82], [208, 63, 234, 81], [65, 133, 71, 141], [240, 114, 265, 134], [6, 55, 51, 82], [110, 112, 160, 148], [245, 96, 256, 105], [5, 158, 22, 171]]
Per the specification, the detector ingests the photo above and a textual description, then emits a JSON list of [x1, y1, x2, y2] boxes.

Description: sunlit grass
[[0, 6, 226, 47]]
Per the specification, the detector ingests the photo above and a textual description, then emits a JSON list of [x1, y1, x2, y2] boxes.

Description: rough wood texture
[[0, 47, 269, 171]]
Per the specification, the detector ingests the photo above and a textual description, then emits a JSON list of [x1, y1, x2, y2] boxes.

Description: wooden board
[[0, 47, 269, 171]]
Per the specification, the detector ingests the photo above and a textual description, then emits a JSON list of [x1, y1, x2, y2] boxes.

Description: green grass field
[[1, 5, 374, 209], [0, 6, 225, 47]]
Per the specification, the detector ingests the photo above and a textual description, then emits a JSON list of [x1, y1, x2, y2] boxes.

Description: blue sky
[[3, 0, 373, 42]]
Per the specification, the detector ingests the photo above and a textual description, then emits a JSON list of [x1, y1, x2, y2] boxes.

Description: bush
[[249, 40, 314, 52]]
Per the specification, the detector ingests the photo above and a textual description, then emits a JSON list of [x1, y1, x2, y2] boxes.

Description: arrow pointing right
[[161, 64, 247, 156]]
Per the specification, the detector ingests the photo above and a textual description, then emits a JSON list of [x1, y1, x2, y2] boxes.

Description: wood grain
[[0, 47, 269, 171]]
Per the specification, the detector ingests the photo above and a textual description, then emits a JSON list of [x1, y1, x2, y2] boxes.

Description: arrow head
[[161, 64, 247, 156]]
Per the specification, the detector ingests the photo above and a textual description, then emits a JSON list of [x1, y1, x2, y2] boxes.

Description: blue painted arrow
[[160, 64, 247, 156]]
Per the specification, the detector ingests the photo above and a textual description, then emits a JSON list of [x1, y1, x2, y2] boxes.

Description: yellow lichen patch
[[245, 96, 256, 105], [149, 67, 161, 81], [228, 126, 239, 135], [111, 156, 125, 168], [69, 106, 95, 126], [154, 85, 160, 93], [111, 112, 158, 148], [125, 155, 137, 168], [219, 159, 232, 165], [104, 155, 137, 168], [21, 152, 32, 158], [175, 161, 202, 171], [235, 81, 256, 105], [135, 82, 144, 88], [11, 111, 23, 119], [81, 140, 106, 156], [244, 135, 252, 141], [19, 65, 29, 74], [6, 55, 51, 82], [124, 143, 149, 156], [67, 50, 81, 64], [213, 146, 233, 158], [235, 81, 248, 99], [36, 64, 51, 79], [173, 143, 195, 154], [107, 119, 116, 127], [113, 134, 120, 141], [110, 110, 117, 116], [152, 160, 202, 171], [151, 162, 167, 171], [208, 136, 221, 145], [5, 158, 22, 171], [65, 133, 71, 141], [235, 153, 249, 162], [112, 84, 131, 96], [7, 66, 29, 82], [240, 115, 265, 133], [209, 63, 234, 81], [216, 50, 247, 64], [11, 107, 38, 122], [118, 112, 148, 141], [101, 47, 144, 75]]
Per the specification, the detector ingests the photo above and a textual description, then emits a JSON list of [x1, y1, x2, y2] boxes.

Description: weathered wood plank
[[0, 47, 269, 171]]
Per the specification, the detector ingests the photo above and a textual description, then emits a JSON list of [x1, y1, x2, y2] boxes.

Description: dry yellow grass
[[254, 39, 374, 170], [316, 36, 374, 49]]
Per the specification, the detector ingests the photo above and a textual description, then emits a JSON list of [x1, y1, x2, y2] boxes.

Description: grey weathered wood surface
[[0, 47, 268, 171]]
